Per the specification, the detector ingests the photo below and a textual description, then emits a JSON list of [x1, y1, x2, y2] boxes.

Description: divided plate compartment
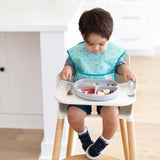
[[73, 79, 119, 101]]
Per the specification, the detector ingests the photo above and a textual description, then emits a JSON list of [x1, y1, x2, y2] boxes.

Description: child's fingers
[[131, 75, 136, 82], [128, 73, 136, 82], [62, 72, 72, 81], [62, 75, 66, 80], [68, 73, 72, 81], [129, 71, 136, 82], [61, 73, 68, 80], [65, 73, 69, 80], [60, 66, 72, 81]]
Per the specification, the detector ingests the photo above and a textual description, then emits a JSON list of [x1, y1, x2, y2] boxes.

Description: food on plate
[[77, 88, 115, 96], [81, 83, 91, 85], [107, 84, 115, 86], [96, 89, 114, 95], [77, 88, 95, 94], [81, 82, 115, 86]]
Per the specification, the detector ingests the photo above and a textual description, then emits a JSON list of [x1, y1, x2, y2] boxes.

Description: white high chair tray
[[55, 80, 136, 107]]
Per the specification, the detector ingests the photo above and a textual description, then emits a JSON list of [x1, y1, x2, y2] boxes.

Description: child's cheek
[[86, 46, 92, 52]]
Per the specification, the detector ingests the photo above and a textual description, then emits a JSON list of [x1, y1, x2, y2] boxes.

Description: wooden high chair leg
[[66, 126, 74, 157], [119, 119, 130, 160], [127, 121, 137, 160], [52, 118, 64, 160]]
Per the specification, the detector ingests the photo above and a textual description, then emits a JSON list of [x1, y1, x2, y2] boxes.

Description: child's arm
[[116, 64, 136, 82], [61, 57, 75, 81], [61, 65, 73, 81]]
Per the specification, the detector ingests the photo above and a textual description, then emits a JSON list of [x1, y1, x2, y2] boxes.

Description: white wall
[[152, 0, 160, 46], [0, 32, 43, 129]]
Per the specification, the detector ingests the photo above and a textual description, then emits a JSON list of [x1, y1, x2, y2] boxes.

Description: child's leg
[[86, 106, 119, 159], [100, 106, 119, 139], [67, 106, 87, 133], [67, 106, 93, 151]]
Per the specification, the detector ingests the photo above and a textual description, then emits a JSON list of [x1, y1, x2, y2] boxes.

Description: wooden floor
[[0, 128, 43, 160], [1, 47, 160, 160]]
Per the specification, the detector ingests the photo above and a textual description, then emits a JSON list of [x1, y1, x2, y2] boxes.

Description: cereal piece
[[85, 83, 90, 85]]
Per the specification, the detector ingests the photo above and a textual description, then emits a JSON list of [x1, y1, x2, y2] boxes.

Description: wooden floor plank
[[0, 128, 43, 160]]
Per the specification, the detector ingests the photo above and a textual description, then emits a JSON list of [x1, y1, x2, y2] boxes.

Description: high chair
[[52, 53, 137, 160]]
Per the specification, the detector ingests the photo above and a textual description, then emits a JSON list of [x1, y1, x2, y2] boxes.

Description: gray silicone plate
[[73, 79, 119, 101]]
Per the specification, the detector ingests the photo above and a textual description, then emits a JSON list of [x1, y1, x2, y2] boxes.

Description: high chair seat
[[63, 154, 119, 160]]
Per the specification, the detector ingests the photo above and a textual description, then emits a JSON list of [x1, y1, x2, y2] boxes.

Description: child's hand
[[120, 64, 136, 82], [60, 65, 73, 81]]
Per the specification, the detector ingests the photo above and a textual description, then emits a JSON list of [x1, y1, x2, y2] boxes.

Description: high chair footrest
[[63, 154, 119, 160]]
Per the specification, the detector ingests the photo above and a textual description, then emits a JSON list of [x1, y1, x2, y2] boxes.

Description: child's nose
[[93, 45, 99, 53]]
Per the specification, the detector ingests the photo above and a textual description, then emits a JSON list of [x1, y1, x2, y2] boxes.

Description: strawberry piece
[[87, 88, 95, 94], [81, 89, 87, 92]]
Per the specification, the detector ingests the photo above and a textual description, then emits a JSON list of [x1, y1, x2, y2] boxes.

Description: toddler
[[61, 8, 135, 159]]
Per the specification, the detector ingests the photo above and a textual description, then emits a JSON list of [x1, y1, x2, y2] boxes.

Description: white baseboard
[[0, 113, 43, 129], [39, 138, 67, 160], [39, 131, 78, 160]]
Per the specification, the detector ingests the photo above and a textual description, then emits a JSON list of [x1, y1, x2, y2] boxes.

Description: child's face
[[84, 33, 108, 54]]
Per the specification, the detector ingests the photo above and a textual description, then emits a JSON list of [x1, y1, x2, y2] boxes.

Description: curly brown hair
[[79, 8, 113, 41]]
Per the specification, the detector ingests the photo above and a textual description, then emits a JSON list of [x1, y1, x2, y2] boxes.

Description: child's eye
[[87, 43, 93, 46], [99, 43, 105, 46]]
